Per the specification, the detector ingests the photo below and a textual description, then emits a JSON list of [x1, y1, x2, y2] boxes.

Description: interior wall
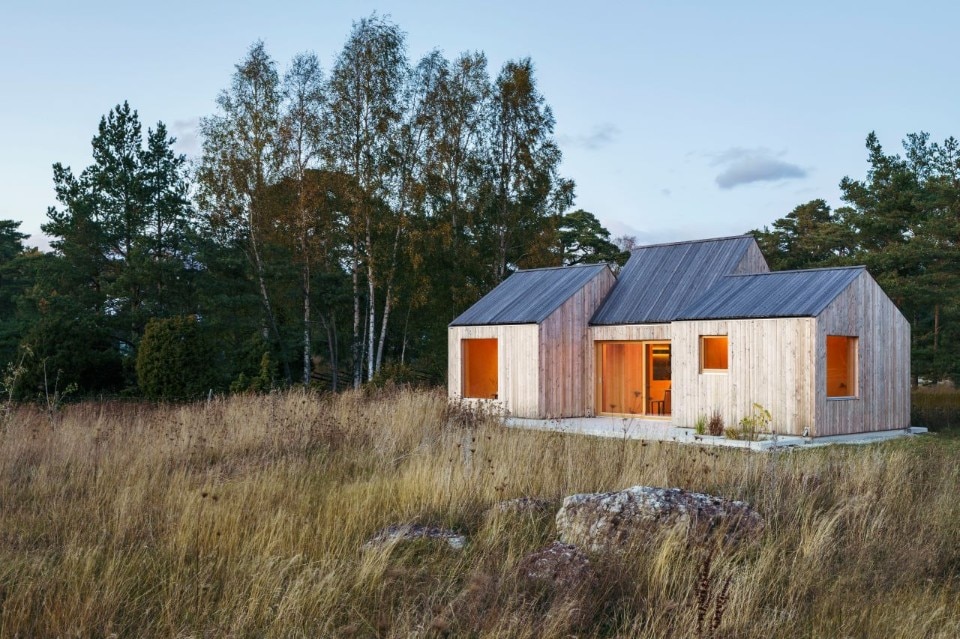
[[646, 343, 672, 415], [597, 342, 646, 414]]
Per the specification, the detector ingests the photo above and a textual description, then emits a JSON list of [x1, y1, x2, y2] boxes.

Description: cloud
[[171, 117, 200, 157], [557, 123, 620, 150], [711, 147, 807, 189]]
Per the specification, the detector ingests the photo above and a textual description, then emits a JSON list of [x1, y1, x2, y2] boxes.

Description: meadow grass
[[0, 388, 958, 637], [913, 386, 960, 430]]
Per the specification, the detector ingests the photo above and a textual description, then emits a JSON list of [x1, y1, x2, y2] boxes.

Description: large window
[[596, 341, 671, 416], [700, 336, 729, 372], [462, 338, 498, 399], [827, 335, 858, 398]]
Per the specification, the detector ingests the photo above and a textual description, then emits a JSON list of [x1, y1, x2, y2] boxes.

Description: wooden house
[[448, 263, 616, 418], [448, 236, 911, 436]]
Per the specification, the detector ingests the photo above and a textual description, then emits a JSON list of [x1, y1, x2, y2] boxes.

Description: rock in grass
[[363, 524, 467, 551], [555, 486, 763, 553], [518, 541, 596, 590]]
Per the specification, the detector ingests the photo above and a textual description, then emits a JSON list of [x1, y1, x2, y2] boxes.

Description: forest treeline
[[1, 17, 958, 400], [0, 16, 628, 400], [750, 132, 960, 383]]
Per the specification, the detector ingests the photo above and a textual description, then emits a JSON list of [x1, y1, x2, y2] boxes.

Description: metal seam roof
[[590, 235, 759, 325], [449, 263, 611, 326], [675, 266, 865, 320]]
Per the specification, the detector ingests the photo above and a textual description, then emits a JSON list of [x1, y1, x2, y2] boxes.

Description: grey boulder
[[555, 486, 763, 553], [363, 524, 467, 551]]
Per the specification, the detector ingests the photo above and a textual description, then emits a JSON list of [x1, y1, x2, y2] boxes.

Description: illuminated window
[[827, 336, 858, 398], [462, 338, 498, 399], [700, 336, 728, 372]]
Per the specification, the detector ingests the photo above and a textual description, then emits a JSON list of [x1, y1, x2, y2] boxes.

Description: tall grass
[[0, 388, 958, 637], [913, 387, 960, 431]]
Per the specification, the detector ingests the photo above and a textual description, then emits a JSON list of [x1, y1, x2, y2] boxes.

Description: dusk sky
[[2, 0, 958, 249]]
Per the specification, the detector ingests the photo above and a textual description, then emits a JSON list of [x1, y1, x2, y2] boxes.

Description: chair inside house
[[650, 388, 672, 416]]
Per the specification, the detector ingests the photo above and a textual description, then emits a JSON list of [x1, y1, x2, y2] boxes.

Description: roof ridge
[[722, 265, 865, 277], [631, 234, 754, 250], [515, 262, 611, 272]]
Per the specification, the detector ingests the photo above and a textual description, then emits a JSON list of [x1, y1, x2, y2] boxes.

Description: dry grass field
[[1, 388, 958, 638]]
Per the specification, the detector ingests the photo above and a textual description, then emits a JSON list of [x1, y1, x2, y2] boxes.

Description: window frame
[[826, 335, 859, 400], [699, 335, 729, 373], [461, 338, 498, 399]]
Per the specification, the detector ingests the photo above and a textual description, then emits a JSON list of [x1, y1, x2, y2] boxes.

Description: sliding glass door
[[597, 341, 671, 416]]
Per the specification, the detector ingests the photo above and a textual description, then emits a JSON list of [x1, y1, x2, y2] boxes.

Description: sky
[[2, 1, 959, 250]]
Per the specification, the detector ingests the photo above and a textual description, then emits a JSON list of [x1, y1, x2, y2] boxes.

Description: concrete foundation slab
[[504, 416, 927, 450]]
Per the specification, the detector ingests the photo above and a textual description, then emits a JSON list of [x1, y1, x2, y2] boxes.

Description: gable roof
[[590, 235, 761, 325], [449, 263, 611, 327], [676, 266, 865, 320]]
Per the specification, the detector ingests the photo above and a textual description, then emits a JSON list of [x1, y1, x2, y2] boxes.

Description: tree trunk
[[320, 312, 339, 392], [400, 302, 412, 365], [352, 237, 362, 389], [934, 303, 940, 353], [361, 295, 370, 382], [366, 214, 377, 381], [497, 195, 509, 282], [249, 214, 291, 384], [375, 223, 403, 372], [302, 259, 311, 387]]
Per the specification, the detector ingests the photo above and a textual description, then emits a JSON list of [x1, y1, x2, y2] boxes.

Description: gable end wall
[[733, 241, 771, 275], [539, 268, 617, 417], [448, 324, 540, 417], [814, 271, 911, 435]]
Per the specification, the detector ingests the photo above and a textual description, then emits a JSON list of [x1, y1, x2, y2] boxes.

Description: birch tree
[[372, 51, 445, 372], [280, 52, 325, 386], [421, 51, 492, 310], [197, 41, 292, 383], [326, 16, 406, 385]]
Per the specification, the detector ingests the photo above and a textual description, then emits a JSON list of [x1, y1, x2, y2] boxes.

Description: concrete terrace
[[504, 416, 928, 450]]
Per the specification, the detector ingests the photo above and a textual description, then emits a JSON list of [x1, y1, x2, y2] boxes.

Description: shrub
[[707, 410, 724, 436], [694, 414, 707, 435], [724, 426, 742, 440], [12, 315, 124, 400], [136, 316, 216, 399], [736, 403, 772, 441], [368, 362, 428, 389], [230, 352, 275, 394]]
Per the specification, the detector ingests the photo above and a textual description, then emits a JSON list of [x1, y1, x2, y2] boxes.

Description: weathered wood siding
[[590, 324, 672, 342], [814, 271, 911, 435], [447, 324, 540, 417], [733, 241, 771, 274], [671, 318, 817, 435], [539, 269, 616, 417]]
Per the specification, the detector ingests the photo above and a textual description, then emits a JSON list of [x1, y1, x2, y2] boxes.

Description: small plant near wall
[[724, 426, 742, 440], [694, 414, 707, 435], [729, 403, 772, 441], [707, 411, 724, 436]]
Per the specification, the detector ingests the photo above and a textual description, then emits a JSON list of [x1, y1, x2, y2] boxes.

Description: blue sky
[[2, 1, 958, 249]]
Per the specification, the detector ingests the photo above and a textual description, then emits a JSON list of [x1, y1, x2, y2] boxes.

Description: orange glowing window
[[827, 336, 857, 398], [700, 336, 728, 371], [462, 338, 498, 399]]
